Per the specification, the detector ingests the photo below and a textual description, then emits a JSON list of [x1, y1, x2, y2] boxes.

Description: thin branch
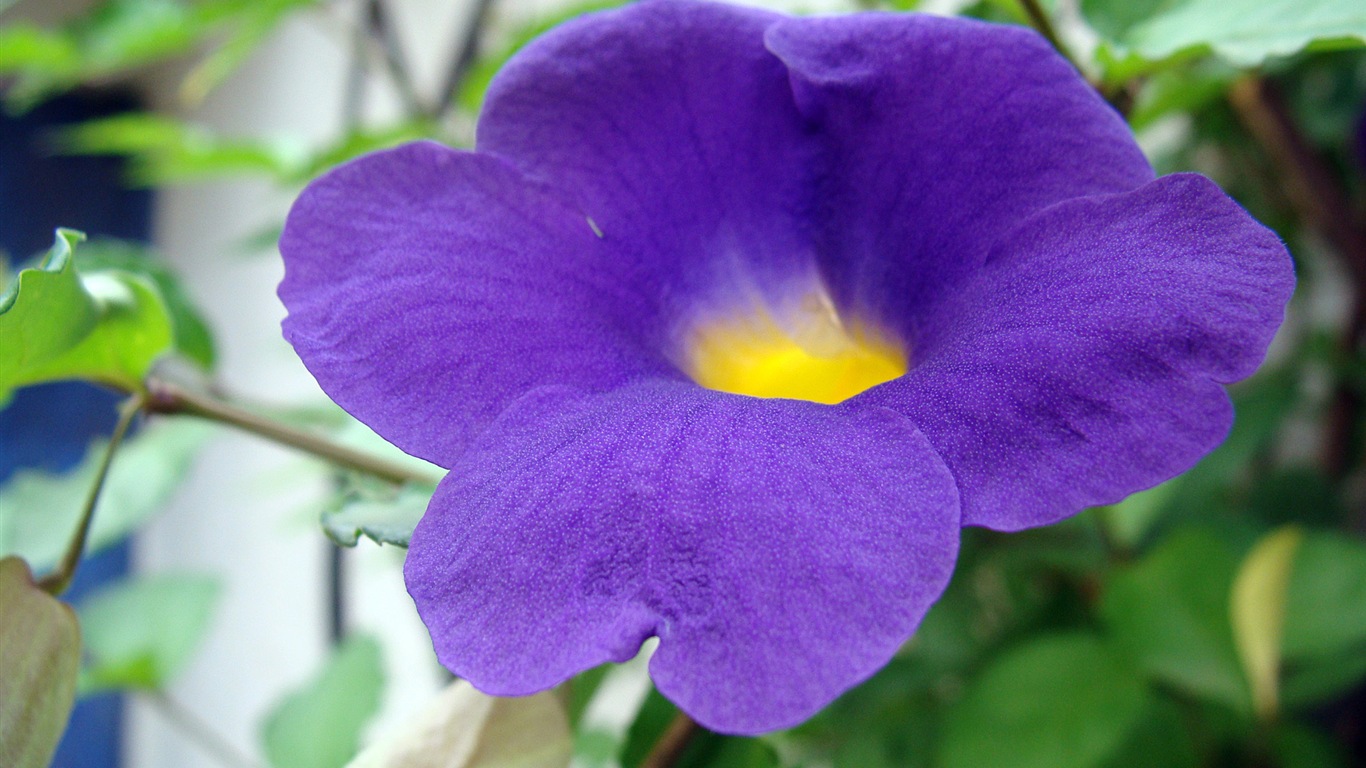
[[144, 379, 441, 487], [434, 0, 496, 119], [1228, 76, 1366, 492], [149, 691, 261, 768], [640, 711, 701, 768], [39, 395, 143, 596]]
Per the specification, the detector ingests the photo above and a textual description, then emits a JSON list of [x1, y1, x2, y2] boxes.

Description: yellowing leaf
[[1231, 526, 1304, 721]]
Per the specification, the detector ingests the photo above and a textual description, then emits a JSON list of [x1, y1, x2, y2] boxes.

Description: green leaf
[[1100, 530, 1250, 712], [77, 573, 220, 693], [0, 229, 175, 400], [54, 114, 304, 185], [1099, 696, 1199, 768], [347, 680, 570, 768], [1271, 722, 1349, 768], [0, 24, 80, 73], [940, 634, 1151, 768], [74, 238, 216, 368], [1084, 0, 1366, 69], [320, 422, 440, 547], [321, 483, 430, 548], [1282, 646, 1366, 709], [3, 0, 213, 110], [1230, 526, 1303, 720], [178, 0, 318, 105], [0, 419, 211, 573], [0, 557, 80, 768], [263, 635, 384, 768], [1282, 532, 1366, 659]]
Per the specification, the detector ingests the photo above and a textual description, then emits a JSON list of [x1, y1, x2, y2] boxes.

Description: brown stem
[[640, 711, 701, 768], [144, 379, 440, 487], [38, 394, 143, 596], [1228, 75, 1366, 494]]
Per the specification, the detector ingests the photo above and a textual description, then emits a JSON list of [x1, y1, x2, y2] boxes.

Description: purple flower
[[278, 0, 1293, 735]]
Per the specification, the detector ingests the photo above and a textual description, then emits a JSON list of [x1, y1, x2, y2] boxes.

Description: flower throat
[[686, 292, 906, 405]]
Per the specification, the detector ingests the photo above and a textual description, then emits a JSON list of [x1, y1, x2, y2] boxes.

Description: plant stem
[[38, 395, 142, 596], [1017, 0, 1079, 71], [149, 690, 261, 768], [640, 711, 701, 768], [144, 379, 441, 487]]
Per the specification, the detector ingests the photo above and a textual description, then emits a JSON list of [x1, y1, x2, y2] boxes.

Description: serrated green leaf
[[77, 573, 219, 693], [1230, 526, 1303, 721], [263, 635, 384, 768], [940, 634, 1151, 768], [0, 557, 80, 768], [348, 680, 570, 768], [0, 229, 175, 399], [320, 422, 440, 547], [1100, 530, 1250, 711], [321, 485, 430, 548], [0, 419, 211, 572], [1085, 0, 1366, 69]]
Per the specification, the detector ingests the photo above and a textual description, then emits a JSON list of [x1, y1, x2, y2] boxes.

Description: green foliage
[[263, 635, 384, 768], [1083, 0, 1366, 70], [77, 573, 220, 693], [1101, 530, 1250, 712], [0, 0, 318, 111], [939, 634, 1152, 768], [53, 114, 305, 185], [321, 481, 432, 548], [0, 230, 175, 402], [0, 419, 211, 573], [75, 239, 217, 368], [55, 114, 442, 187], [0, 557, 80, 768]]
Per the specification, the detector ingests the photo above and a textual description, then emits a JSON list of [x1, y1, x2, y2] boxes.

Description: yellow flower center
[[685, 291, 906, 405]]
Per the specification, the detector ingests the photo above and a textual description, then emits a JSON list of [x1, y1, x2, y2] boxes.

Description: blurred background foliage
[[1, 0, 1365, 767]]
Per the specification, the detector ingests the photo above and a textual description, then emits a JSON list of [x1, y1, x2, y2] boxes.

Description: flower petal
[[279, 142, 674, 467], [476, 0, 817, 316], [404, 381, 960, 734], [764, 13, 1155, 339], [856, 174, 1295, 531]]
